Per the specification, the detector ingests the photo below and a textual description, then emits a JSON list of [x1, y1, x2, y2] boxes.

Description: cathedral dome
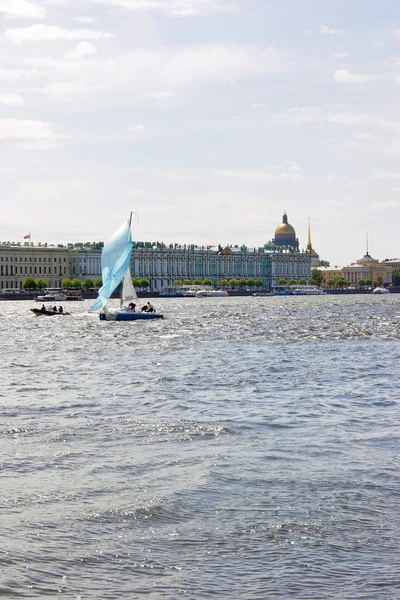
[[274, 212, 296, 237], [272, 212, 298, 248]]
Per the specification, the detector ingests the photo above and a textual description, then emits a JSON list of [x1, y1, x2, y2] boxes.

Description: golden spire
[[307, 217, 312, 250]]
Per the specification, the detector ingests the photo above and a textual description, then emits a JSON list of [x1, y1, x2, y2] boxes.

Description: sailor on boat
[[128, 302, 136, 311]]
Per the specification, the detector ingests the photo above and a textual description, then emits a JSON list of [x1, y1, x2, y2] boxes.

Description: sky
[[1, 0, 400, 267]]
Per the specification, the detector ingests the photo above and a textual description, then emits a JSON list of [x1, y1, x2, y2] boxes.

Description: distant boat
[[89, 214, 164, 321], [31, 307, 70, 316], [35, 288, 83, 302], [372, 287, 389, 294], [292, 285, 326, 296], [196, 289, 228, 297]]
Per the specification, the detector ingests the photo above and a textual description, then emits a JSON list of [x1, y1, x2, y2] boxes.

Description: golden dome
[[275, 222, 296, 236], [274, 212, 296, 237]]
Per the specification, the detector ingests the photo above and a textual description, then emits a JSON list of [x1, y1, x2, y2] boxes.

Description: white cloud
[[76, 16, 96, 23], [252, 103, 268, 108], [372, 169, 400, 180], [0, 68, 37, 81], [268, 106, 324, 125], [0, 0, 46, 18], [334, 69, 376, 83], [143, 91, 175, 98], [5, 24, 112, 43], [327, 174, 366, 187], [38, 81, 90, 98], [331, 52, 351, 59], [0, 93, 25, 107], [215, 164, 304, 182], [0, 119, 59, 144], [65, 42, 97, 60], [319, 25, 345, 35], [91, 0, 239, 17], [373, 41, 385, 47]]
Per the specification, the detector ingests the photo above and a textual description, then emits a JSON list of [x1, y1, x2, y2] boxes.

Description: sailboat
[[89, 214, 164, 321]]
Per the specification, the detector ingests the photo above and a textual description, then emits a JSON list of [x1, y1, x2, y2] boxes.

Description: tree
[[308, 278, 317, 286], [392, 270, 400, 286], [132, 278, 141, 288], [238, 278, 247, 288], [247, 278, 256, 288], [35, 279, 48, 290], [278, 278, 287, 285], [365, 279, 372, 286], [202, 278, 212, 286], [318, 260, 330, 267], [173, 279, 182, 286], [219, 279, 228, 288], [288, 278, 296, 285], [254, 278, 262, 288], [62, 278, 73, 289], [71, 279, 82, 289], [23, 277, 36, 290], [358, 280, 366, 287], [193, 279, 201, 285], [372, 280, 380, 288], [183, 279, 192, 285], [311, 268, 323, 287], [81, 278, 94, 290], [94, 278, 102, 288], [139, 278, 150, 289], [229, 279, 238, 288], [326, 279, 335, 288], [298, 278, 307, 285]]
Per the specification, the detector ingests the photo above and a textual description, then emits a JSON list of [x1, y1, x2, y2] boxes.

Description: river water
[[1, 295, 399, 599]]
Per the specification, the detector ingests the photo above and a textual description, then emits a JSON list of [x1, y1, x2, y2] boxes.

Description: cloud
[[215, 164, 304, 183], [0, 0, 46, 18], [5, 24, 113, 43], [0, 119, 59, 147], [91, 0, 239, 17], [65, 42, 97, 60], [0, 68, 37, 81], [372, 169, 400, 180], [334, 69, 376, 83], [268, 106, 324, 125], [142, 91, 175, 98], [76, 16, 96, 23], [319, 25, 345, 35], [0, 94, 25, 107], [331, 52, 351, 59]]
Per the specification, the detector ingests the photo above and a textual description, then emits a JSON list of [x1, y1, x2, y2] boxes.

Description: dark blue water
[[1, 296, 399, 598]]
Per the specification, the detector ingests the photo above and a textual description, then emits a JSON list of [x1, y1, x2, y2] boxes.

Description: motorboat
[[35, 289, 66, 302], [31, 307, 70, 316], [292, 286, 326, 295], [196, 289, 228, 297], [372, 287, 389, 294]]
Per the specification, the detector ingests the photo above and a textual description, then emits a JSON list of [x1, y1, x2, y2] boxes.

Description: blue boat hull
[[99, 312, 164, 321]]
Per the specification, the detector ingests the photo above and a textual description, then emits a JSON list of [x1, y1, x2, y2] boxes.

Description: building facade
[[66, 211, 312, 290], [0, 243, 70, 290]]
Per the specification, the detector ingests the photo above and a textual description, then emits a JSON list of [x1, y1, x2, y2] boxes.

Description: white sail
[[121, 268, 137, 303]]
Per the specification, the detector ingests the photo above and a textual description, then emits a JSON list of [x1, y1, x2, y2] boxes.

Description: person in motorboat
[[58, 306, 63, 313], [53, 306, 57, 312], [41, 304, 46, 312]]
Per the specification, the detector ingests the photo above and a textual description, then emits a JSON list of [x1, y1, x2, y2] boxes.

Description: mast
[[120, 212, 133, 307]]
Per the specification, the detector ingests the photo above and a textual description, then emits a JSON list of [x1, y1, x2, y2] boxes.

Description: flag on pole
[[24, 233, 31, 240]]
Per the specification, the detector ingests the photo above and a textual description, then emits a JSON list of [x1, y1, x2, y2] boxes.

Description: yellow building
[[343, 252, 392, 285], [319, 266, 344, 284], [0, 243, 70, 291]]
